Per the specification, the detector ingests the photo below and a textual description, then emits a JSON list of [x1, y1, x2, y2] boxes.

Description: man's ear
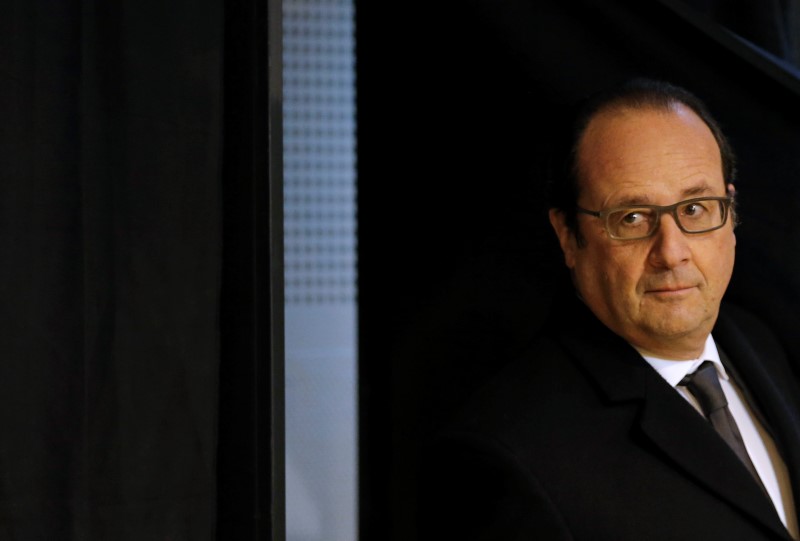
[[548, 208, 577, 269]]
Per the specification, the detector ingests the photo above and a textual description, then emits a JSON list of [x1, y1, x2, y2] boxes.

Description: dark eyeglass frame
[[575, 195, 735, 240]]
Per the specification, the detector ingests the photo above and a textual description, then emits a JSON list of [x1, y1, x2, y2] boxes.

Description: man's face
[[549, 104, 736, 359]]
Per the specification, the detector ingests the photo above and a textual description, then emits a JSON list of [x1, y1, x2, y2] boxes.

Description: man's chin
[[641, 310, 713, 342]]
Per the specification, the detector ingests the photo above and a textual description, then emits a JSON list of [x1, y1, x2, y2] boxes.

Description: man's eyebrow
[[610, 195, 653, 207], [681, 184, 715, 198], [610, 184, 716, 208]]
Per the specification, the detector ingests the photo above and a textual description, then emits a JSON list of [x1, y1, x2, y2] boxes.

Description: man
[[419, 80, 800, 540]]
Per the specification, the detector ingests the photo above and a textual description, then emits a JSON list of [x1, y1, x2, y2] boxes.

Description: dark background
[[356, 1, 800, 539]]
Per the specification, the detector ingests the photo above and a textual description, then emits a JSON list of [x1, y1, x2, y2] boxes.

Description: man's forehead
[[575, 104, 725, 202]]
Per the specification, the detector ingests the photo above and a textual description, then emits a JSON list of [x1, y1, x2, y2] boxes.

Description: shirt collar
[[637, 334, 729, 388]]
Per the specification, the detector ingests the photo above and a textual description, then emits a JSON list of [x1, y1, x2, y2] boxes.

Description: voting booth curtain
[[0, 0, 277, 539]]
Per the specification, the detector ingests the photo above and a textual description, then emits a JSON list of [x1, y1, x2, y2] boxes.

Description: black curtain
[[356, 0, 800, 539], [0, 0, 279, 539]]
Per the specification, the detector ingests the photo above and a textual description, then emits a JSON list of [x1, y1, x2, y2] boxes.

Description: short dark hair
[[547, 78, 737, 234]]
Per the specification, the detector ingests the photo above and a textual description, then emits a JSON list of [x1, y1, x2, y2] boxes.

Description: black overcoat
[[420, 294, 800, 540]]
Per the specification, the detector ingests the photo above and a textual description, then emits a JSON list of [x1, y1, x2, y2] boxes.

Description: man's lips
[[645, 285, 697, 294]]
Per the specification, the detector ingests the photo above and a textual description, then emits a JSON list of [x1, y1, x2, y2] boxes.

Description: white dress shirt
[[639, 334, 798, 539]]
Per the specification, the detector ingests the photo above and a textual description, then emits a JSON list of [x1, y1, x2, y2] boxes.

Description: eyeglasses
[[575, 196, 734, 240]]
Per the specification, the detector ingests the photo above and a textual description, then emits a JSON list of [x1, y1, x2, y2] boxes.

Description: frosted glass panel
[[283, 1, 357, 540]]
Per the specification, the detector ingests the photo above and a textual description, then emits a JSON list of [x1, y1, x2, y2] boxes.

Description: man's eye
[[621, 212, 644, 225], [683, 203, 706, 217]]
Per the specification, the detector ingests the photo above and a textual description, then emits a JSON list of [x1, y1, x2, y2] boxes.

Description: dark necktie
[[680, 361, 767, 492]]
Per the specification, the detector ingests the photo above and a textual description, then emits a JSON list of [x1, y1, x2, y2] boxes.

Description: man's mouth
[[645, 285, 696, 295]]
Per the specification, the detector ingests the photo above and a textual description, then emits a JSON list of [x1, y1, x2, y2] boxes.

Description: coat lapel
[[714, 306, 800, 532], [554, 297, 793, 540], [638, 373, 791, 539]]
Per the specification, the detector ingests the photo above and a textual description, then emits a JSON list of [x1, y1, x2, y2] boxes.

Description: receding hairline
[[573, 100, 724, 195]]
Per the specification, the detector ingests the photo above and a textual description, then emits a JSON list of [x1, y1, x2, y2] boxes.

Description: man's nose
[[648, 213, 691, 268]]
